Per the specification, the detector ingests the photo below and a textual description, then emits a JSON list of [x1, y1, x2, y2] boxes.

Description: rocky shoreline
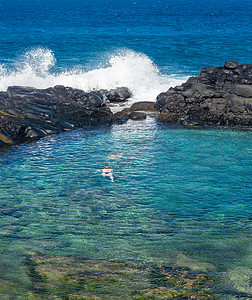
[[0, 61, 251, 148], [0, 84, 159, 148], [0, 86, 132, 147], [156, 61, 252, 129]]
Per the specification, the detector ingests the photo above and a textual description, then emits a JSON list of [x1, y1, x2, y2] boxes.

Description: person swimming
[[96, 164, 114, 182]]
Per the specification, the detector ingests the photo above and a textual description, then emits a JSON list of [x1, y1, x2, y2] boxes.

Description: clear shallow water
[[0, 119, 251, 296], [0, 0, 252, 297]]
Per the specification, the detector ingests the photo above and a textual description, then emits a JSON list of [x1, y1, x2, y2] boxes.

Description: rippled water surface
[[0, 119, 251, 297]]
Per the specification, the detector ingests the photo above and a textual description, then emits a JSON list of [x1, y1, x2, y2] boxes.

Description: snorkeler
[[96, 164, 114, 182]]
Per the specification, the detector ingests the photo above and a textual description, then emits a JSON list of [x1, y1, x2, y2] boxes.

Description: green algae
[[17, 254, 214, 299], [224, 267, 252, 295]]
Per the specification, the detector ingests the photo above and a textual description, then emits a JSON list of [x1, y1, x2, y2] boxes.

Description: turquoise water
[[1, 0, 252, 297], [0, 119, 251, 296]]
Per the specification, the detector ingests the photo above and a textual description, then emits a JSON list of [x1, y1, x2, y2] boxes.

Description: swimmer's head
[[104, 165, 109, 169]]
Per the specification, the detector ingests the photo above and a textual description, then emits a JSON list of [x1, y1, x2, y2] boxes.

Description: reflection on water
[[0, 118, 251, 298]]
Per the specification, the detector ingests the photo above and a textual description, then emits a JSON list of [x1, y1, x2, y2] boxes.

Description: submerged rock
[[22, 254, 214, 299], [0, 85, 113, 147], [174, 253, 214, 272], [224, 267, 252, 295], [155, 61, 252, 128]]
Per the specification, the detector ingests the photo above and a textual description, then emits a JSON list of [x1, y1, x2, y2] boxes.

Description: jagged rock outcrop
[[156, 61, 252, 128], [99, 87, 132, 102], [0, 85, 113, 146]]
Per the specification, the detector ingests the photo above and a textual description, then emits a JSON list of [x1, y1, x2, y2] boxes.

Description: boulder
[[100, 87, 132, 102], [110, 110, 130, 124], [156, 61, 252, 128], [129, 111, 147, 120], [110, 108, 148, 124], [231, 85, 252, 98], [110, 101, 155, 124], [129, 101, 156, 112], [224, 60, 240, 69]]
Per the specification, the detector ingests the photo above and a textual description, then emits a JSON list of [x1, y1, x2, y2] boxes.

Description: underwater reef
[[2, 254, 251, 299], [1, 254, 215, 299]]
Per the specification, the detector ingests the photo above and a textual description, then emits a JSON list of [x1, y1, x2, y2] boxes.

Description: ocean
[[0, 0, 252, 298], [1, 0, 252, 100]]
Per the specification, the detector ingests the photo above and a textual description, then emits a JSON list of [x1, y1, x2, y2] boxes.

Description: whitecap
[[0, 47, 189, 104]]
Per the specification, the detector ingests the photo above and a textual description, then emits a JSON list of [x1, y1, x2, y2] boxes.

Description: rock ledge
[[0, 85, 113, 147], [155, 61, 252, 128]]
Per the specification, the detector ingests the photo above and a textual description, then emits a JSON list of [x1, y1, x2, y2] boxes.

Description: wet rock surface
[[129, 101, 157, 112], [155, 61, 252, 128], [129, 111, 147, 120], [99, 87, 132, 102], [110, 101, 157, 124], [0, 85, 113, 147]]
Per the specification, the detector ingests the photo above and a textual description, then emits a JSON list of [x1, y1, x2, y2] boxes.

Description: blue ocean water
[[0, 0, 252, 99], [0, 0, 252, 298]]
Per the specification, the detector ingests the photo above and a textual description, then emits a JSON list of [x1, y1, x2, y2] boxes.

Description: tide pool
[[0, 118, 251, 298]]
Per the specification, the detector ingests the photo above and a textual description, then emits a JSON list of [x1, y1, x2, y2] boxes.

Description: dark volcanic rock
[[129, 111, 147, 120], [155, 61, 252, 128], [100, 87, 132, 102], [110, 101, 156, 124], [129, 101, 156, 112], [0, 86, 112, 146], [224, 60, 240, 69], [111, 110, 131, 124]]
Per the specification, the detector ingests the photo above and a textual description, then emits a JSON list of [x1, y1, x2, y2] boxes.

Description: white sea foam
[[0, 48, 188, 103]]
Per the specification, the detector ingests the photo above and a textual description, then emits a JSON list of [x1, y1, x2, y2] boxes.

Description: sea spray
[[0, 48, 188, 102]]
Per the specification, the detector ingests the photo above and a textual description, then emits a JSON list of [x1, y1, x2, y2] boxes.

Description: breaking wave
[[0, 48, 188, 102]]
